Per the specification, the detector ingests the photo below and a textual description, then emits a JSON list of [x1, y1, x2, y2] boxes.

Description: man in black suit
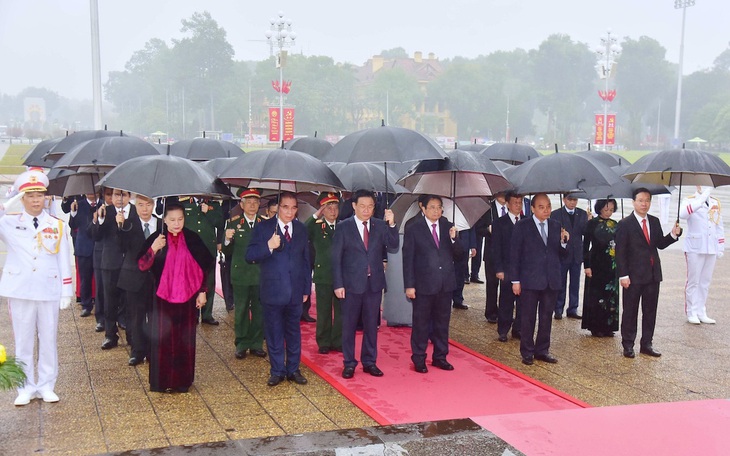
[[92, 188, 135, 350], [89, 187, 113, 333], [117, 194, 159, 366], [480, 194, 506, 322], [332, 190, 399, 379], [492, 191, 524, 342], [69, 193, 100, 319], [551, 195, 589, 319], [403, 196, 464, 373], [452, 227, 476, 309], [615, 188, 681, 358], [510, 194, 569, 365]]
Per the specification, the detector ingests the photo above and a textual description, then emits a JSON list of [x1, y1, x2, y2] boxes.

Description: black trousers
[[484, 260, 499, 321], [470, 235, 484, 279], [497, 281, 521, 337], [77, 255, 94, 311], [520, 288, 558, 359], [342, 282, 381, 368], [125, 279, 153, 359], [102, 268, 124, 340], [410, 290, 452, 365], [621, 281, 660, 350]]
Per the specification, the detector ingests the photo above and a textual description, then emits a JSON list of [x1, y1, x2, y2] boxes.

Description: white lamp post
[[596, 30, 620, 150], [673, 0, 696, 144], [265, 11, 296, 143]]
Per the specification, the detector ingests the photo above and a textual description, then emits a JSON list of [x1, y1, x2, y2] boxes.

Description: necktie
[[642, 218, 650, 244], [514, 215, 519, 223], [249, 222, 254, 229], [501, 206, 506, 216], [539, 221, 547, 245], [33, 217, 38, 229], [143, 222, 150, 239], [568, 210, 574, 215], [362, 221, 369, 250], [432, 223, 440, 248], [330, 224, 335, 231], [284, 224, 291, 242]]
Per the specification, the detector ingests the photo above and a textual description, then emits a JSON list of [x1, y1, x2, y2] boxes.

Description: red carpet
[[473, 399, 730, 455]]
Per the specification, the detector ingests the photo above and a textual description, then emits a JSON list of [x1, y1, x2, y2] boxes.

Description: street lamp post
[[673, 0, 696, 144], [265, 12, 296, 143], [596, 30, 619, 150]]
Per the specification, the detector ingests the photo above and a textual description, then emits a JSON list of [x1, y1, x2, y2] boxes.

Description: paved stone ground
[[1, 169, 730, 454]]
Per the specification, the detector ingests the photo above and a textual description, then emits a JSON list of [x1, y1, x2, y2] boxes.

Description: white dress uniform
[[0, 171, 73, 405], [679, 188, 724, 323]]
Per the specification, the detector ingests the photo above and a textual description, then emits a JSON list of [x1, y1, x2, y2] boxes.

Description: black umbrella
[[22, 137, 62, 168], [45, 129, 127, 160], [169, 137, 244, 161], [574, 149, 631, 167], [46, 168, 104, 197], [504, 151, 622, 195], [327, 162, 407, 193], [219, 148, 344, 193], [96, 155, 233, 199], [480, 142, 541, 165], [200, 157, 237, 177], [622, 148, 730, 222], [457, 143, 489, 153], [52, 136, 161, 172], [283, 132, 333, 160]]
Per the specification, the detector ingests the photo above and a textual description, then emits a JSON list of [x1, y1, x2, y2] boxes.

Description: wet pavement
[[1, 189, 730, 455]]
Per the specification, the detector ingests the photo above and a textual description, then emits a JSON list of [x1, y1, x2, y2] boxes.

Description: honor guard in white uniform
[[679, 186, 724, 324], [0, 170, 73, 406]]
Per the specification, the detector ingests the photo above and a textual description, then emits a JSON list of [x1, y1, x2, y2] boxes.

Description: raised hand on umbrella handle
[[673, 221, 683, 237]]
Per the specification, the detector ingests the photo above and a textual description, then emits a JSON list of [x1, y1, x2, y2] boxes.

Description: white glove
[[60, 297, 72, 310], [717, 251, 724, 259], [701, 187, 713, 202]]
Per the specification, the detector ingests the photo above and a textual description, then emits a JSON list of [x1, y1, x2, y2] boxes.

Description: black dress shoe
[[535, 353, 558, 364], [452, 303, 469, 310], [95, 323, 105, 332], [331, 346, 343, 353], [250, 349, 267, 358], [640, 346, 662, 357], [267, 375, 285, 386], [363, 364, 384, 377], [498, 334, 508, 342], [300, 314, 316, 323], [101, 338, 118, 350], [318, 347, 330, 354], [487, 318, 497, 324], [201, 318, 219, 326], [623, 348, 636, 358], [522, 357, 534, 365], [235, 349, 247, 359], [471, 277, 485, 284], [80, 309, 92, 318], [567, 313, 582, 320], [464, 278, 471, 284], [432, 359, 454, 371], [554, 314, 563, 320], [287, 370, 308, 385], [128, 356, 144, 366], [342, 367, 355, 379], [414, 363, 428, 373]]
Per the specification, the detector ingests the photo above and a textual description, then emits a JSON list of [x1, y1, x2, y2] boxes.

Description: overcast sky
[[1, 0, 727, 100]]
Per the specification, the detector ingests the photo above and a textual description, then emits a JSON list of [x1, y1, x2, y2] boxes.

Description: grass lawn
[[536, 149, 730, 165], [0, 144, 32, 175]]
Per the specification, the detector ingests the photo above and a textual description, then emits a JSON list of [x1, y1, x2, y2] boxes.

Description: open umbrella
[[46, 168, 104, 197], [327, 162, 407, 194], [622, 148, 730, 221], [480, 141, 541, 165], [52, 136, 161, 172], [504, 151, 622, 195], [96, 155, 233, 199], [391, 193, 490, 232], [574, 149, 630, 167], [200, 157, 237, 177], [283, 132, 333, 160], [170, 137, 243, 161], [44, 129, 127, 160], [22, 137, 62, 168]]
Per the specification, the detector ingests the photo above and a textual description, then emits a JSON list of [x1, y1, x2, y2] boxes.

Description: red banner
[[268, 107, 280, 142], [606, 114, 616, 145], [283, 108, 294, 142], [594, 115, 604, 145]]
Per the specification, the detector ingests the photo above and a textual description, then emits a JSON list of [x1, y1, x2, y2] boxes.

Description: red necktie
[[362, 221, 369, 250], [432, 223, 440, 248], [284, 224, 291, 242], [641, 218, 650, 244]]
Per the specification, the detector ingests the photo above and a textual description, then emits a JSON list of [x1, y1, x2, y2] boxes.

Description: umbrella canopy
[[170, 138, 244, 161], [457, 143, 489, 153], [622, 148, 730, 187], [52, 136, 161, 172], [219, 148, 344, 193], [200, 157, 237, 177], [391, 193, 490, 232], [398, 149, 511, 198], [284, 135, 333, 160], [45, 129, 127, 160], [321, 124, 447, 165], [574, 149, 630, 167], [46, 168, 103, 197], [22, 137, 62, 168], [327, 162, 407, 193], [97, 155, 233, 199], [504, 152, 622, 195], [480, 142, 541, 165]]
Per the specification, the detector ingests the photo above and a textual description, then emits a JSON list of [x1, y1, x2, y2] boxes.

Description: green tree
[[365, 68, 421, 127]]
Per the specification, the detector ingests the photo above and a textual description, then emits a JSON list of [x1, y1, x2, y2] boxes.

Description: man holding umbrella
[[551, 195, 589, 320]]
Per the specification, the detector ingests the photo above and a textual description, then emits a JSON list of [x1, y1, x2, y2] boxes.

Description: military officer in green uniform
[[223, 188, 267, 359], [306, 192, 342, 354], [178, 196, 224, 325]]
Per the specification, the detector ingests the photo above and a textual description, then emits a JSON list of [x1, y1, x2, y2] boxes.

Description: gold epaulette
[[314, 218, 324, 224], [230, 215, 241, 222], [177, 196, 191, 202]]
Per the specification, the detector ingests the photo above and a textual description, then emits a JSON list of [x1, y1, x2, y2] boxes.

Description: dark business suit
[[615, 213, 677, 351], [245, 217, 311, 377], [403, 216, 464, 365], [551, 206, 588, 317], [117, 213, 159, 360], [452, 228, 476, 305], [69, 197, 98, 314], [331, 216, 399, 369], [91, 204, 137, 342], [480, 205, 501, 321], [510, 216, 568, 360], [491, 212, 523, 338]]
